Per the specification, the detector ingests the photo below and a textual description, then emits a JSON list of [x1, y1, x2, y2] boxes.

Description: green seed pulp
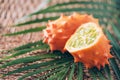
[[67, 25, 99, 50]]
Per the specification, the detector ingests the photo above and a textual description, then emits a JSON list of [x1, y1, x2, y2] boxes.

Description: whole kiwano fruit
[[43, 13, 98, 52]]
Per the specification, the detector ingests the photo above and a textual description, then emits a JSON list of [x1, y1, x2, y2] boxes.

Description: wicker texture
[[0, 0, 45, 50]]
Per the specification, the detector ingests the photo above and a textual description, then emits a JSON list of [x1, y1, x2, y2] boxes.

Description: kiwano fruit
[[64, 22, 113, 69], [43, 13, 113, 69], [43, 13, 98, 52]]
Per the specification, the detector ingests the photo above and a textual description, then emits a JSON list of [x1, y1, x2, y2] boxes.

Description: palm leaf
[[57, 67, 70, 80], [111, 22, 120, 40], [1, 0, 120, 80], [105, 29, 120, 80], [105, 29, 120, 60], [4, 26, 45, 36], [46, 66, 69, 80], [3, 57, 72, 76], [18, 61, 72, 80], [12, 40, 47, 51], [95, 69, 106, 80], [77, 62, 83, 80], [68, 63, 75, 80], [109, 58, 120, 80], [36, 66, 65, 80], [0, 40, 49, 62], [0, 53, 62, 68], [14, 17, 58, 26], [0, 46, 48, 62], [89, 69, 97, 80], [104, 65, 112, 80]]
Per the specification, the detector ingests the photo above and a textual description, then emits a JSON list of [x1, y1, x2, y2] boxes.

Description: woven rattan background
[[0, 0, 44, 50]]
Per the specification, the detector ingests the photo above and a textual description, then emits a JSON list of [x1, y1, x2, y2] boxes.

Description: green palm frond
[[109, 58, 120, 80], [12, 40, 47, 51], [4, 26, 46, 36], [77, 63, 83, 80], [1, 0, 120, 80], [14, 17, 59, 27], [104, 65, 112, 80], [111, 23, 120, 40]]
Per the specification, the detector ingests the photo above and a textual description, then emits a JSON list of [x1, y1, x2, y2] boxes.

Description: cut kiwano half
[[64, 22, 113, 69], [43, 13, 98, 52]]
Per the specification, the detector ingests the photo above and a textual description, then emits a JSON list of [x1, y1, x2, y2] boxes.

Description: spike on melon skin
[[43, 13, 98, 52], [65, 22, 113, 69]]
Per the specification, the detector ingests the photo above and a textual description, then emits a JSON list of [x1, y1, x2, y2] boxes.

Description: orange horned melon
[[43, 13, 98, 52], [65, 22, 113, 69]]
